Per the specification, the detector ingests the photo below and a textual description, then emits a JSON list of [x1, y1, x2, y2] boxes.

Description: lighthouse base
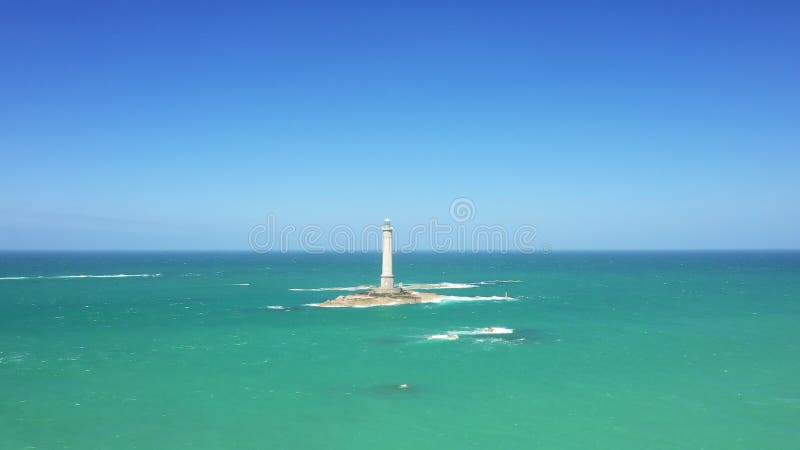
[[371, 287, 404, 295], [378, 275, 396, 292]]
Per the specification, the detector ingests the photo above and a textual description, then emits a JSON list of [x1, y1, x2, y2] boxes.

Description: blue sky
[[1, 1, 798, 250]]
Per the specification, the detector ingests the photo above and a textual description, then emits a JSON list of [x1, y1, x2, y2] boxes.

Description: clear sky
[[1, 1, 798, 250]]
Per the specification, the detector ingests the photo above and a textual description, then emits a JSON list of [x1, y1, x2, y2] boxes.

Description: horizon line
[[1, 248, 799, 253]]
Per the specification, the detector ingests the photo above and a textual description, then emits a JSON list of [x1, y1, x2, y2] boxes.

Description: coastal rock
[[310, 288, 515, 308], [313, 289, 443, 308]]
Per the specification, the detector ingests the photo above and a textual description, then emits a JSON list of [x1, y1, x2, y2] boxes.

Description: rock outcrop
[[313, 289, 444, 308]]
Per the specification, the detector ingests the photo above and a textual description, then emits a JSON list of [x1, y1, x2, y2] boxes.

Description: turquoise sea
[[1, 251, 799, 449]]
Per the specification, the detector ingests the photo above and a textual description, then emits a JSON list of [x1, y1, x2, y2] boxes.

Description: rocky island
[[306, 219, 512, 308], [313, 288, 444, 308]]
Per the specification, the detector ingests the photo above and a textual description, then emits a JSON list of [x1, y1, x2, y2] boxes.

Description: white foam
[[266, 305, 286, 310], [407, 280, 523, 288], [427, 333, 460, 340], [230, 283, 250, 286], [455, 326, 514, 335], [306, 294, 515, 308], [290, 280, 521, 292], [432, 295, 515, 303], [57, 273, 161, 279], [289, 285, 371, 292], [0, 273, 162, 280], [0, 353, 28, 364], [405, 282, 478, 289], [306, 302, 401, 308]]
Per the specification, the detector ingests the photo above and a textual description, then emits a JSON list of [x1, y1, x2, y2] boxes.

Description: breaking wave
[[453, 326, 514, 335], [405, 282, 477, 289], [304, 302, 395, 308], [290, 280, 522, 292], [427, 333, 460, 340], [305, 294, 516, 309], [0, 273, 162, 281], [289, 285, 371, 292], [427, 327, 513, 340], [433, 295, 515, 303]]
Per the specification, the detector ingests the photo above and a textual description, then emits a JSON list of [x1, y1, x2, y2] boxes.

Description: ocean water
[[1, 251, 799, 449]]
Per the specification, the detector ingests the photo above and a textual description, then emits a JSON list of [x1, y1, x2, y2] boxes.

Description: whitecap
[[427, 333, 460, 340], [306, 293, 515, 308], [431, 295, 516, 303], [54, 273, 162, 279], [305, 302, 400, 308], [289, 280, 521, 292], [0, 273, 162, 280], [289, 285, 371, 292], [455, 326, 514, 335], [405, 282, 478, 289]]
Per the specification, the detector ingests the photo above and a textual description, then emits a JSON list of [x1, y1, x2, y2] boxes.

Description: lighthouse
[[379, 218, 398, 292]]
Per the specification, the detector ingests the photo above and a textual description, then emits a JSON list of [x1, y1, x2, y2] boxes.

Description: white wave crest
[[0, 273, 162, 281], [433, 295, 515, 303], [230, 283, 250, 286], [289, 285, 371, 292], [304, 302, 399, 308], [405, 282, 478, 289], [305, 294, 516, 308], [427, 333, 460, 340], [426, 327, 513, 341], [289, 280, 523, 292], [453, 326, 514, 335]]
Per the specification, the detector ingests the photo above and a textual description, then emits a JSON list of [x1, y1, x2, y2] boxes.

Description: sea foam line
[[289, 280, 519, 292], [304, 294, 517, 308], [451, 326, 514, 335], [289, 285, 371, 292], [426, 327, 514, 340], [431, 295, 517, 303], [0, 273, 162, 281], [404, 282, 478, 289], [304, 301, 402, 308]]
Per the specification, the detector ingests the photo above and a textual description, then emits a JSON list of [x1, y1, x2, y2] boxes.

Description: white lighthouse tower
[[378, 218, 399, 293]]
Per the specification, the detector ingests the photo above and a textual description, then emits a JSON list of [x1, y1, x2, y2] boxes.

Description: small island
[[314, 288, 444, 308], [308, 219, 512, 308]]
